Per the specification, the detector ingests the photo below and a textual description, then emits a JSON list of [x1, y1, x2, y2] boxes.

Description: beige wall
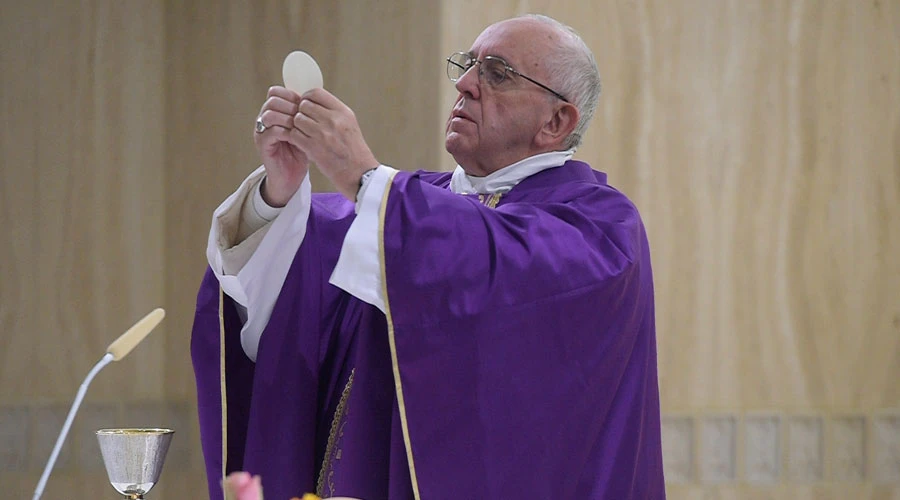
[[1, 1, 897, 498]]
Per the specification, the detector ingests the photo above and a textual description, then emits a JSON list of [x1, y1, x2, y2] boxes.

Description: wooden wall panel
[[1, 0, 40, 404], [0, 1, 169, 497], [0, 0, 166, 403]]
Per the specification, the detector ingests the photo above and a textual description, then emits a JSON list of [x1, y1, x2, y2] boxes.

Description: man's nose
[[455, 65, 480, 99]]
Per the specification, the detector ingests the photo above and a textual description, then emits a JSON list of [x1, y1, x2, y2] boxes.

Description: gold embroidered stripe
[[477, 193, 502, 208], [316, 368, 356, 497]]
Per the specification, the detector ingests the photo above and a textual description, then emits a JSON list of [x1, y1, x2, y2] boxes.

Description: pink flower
[[223, 471, 263, 500]]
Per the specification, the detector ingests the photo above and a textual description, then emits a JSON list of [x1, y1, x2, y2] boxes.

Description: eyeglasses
[[446, 52, 569, 103]]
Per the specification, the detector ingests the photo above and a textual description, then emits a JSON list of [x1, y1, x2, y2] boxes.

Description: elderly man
[[192, 14, 665, 500]]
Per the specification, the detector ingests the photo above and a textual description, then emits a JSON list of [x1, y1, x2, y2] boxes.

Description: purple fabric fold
[[381, 161, 664, 498]]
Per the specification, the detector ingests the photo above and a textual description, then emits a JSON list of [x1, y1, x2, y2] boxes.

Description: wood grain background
[[1, 1, 897, 498]]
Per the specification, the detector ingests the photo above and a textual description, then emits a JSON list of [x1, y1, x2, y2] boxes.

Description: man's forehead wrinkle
[[469, 31, 517, 64], [468, 45, 522, 70]]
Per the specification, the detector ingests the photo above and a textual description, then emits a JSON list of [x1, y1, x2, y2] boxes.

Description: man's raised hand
[[254, 86, 310, 207]]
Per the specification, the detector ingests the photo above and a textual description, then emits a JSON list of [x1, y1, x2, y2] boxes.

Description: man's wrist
[[355, 166, 379, 203], [260, 177, 289, 208], [253, 178, 283, 221]]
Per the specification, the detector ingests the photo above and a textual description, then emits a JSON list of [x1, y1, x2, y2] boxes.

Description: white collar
[[449, 150, 575, 195]]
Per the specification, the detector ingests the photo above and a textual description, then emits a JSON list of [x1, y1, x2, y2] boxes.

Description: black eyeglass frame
[[446, 52, 569, 103]]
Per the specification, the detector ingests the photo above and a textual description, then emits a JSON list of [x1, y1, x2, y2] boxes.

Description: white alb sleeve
[[206, 167, 312, 360], [329, 165, 398, 313]]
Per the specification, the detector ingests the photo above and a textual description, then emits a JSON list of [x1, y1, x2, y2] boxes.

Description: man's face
[[445, 19, 560, 176]]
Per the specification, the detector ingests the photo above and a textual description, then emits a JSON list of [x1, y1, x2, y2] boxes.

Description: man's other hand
[[293, 88, 379, 201]]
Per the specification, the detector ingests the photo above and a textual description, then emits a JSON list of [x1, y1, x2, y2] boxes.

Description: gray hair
[[522, 14, 601, 150]]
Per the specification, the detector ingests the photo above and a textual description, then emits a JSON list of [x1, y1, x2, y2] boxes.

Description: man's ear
[[536, 103, 579, 148]]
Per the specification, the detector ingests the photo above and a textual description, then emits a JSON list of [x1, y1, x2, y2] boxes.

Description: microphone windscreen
[[106, 308, 165, 361]]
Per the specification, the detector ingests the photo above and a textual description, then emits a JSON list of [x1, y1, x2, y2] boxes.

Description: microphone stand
[[32, 353, 114, 500]]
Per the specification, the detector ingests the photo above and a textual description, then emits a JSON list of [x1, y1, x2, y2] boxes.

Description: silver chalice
[[96, 428, 174, 499]]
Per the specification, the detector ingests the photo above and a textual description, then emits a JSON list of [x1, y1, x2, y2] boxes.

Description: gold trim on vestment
[[317, 368, 356, 497], [477, 193, 502, 208], [218, 286, 228, 485], [379, 171, 422, 500]]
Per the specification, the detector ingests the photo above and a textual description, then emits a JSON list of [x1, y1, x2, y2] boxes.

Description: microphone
[[32, 308, 166, 500], [105, 308, 165, 361]]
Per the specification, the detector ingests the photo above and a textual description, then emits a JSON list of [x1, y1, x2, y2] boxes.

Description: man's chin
[[445, 132, 468, 156]]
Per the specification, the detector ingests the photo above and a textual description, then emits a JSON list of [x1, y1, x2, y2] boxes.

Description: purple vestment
[[192, 160, 665, 499]]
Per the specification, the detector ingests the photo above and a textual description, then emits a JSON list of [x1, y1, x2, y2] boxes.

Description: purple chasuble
[[192, 160, 665, 500]]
